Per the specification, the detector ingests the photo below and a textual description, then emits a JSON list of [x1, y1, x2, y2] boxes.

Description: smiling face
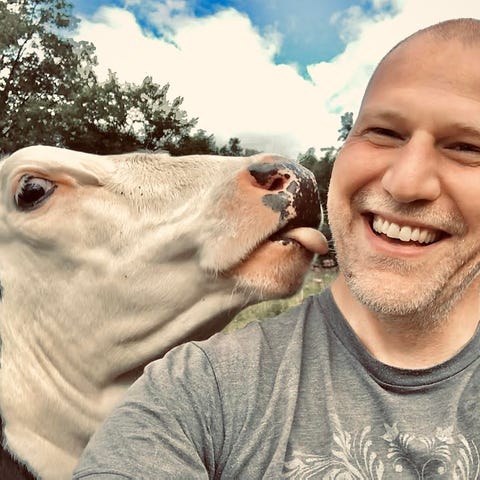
[[328, 33, 480, 322]]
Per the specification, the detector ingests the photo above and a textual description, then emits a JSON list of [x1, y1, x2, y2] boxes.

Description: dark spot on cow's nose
[[249, 160, 322, 230], [248, 163, 292, 191], [248, 163, 279, 187]]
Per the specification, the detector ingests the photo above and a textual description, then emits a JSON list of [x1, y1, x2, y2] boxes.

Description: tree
[[219, 137, 244, 156], [61, 74, 198, 154], [0, 0, 202, 156], [127, 77, 197, 154], [337, 111, 354, 142], [0, 0, 97, 153], [169, 129, 218, 156]]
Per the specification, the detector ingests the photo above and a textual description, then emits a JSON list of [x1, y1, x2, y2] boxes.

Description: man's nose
[[381, 134, 441, 203]]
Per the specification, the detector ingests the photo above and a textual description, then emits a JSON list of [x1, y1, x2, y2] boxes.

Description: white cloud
[[75, 5, 340, 156], [75, 0, 480, 157]]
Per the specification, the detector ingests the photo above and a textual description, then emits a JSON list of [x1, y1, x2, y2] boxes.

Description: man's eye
[[448, 142, 480, 153], [366, 127, 402, 139], [362, 127, 404, 146]]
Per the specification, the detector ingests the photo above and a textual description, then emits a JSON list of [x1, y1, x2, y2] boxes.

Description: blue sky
[[70, 0, 480, 156]]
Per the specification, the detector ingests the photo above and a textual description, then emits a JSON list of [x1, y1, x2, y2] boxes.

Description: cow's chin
[[229, 240, 314, 300]]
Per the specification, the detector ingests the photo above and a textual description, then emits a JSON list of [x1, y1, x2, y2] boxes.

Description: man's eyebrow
[[357, 108, 409, 124], [447, 123, 480, 138], [358, 111, 480, 138]]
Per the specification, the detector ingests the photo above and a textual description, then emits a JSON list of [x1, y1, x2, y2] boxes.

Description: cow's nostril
[[248, 163, 291, 191], [269, 177, 285, 191]]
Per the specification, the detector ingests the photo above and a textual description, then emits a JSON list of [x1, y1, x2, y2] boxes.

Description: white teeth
[[386, 223, 400, 239], [372, 216, 383, 233], [371, 215, 439, 244], [418, 229, 428, 243], [382, 221, 389, 235], [427, 232, 436, 243], [399, 226, 412, 242]]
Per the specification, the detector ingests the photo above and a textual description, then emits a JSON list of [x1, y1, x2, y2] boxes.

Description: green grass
[[224, 268, 338, 332]]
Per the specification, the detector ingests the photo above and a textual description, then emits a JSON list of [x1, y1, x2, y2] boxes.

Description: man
[[73, 18, 480, 478]]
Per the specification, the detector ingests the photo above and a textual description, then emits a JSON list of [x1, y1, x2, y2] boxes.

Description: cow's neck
[[0, 288, 248, 479]]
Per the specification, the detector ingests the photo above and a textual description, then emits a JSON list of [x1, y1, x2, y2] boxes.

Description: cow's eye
[[15, 175, 57, 211]]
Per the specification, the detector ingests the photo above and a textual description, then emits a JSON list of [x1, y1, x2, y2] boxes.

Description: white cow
[[0, 145, 326, 479]]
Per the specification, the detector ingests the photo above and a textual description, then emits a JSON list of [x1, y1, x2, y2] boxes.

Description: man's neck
[[330, 276, 480, 370]]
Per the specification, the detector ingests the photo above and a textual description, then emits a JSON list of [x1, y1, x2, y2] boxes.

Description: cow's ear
[[14, 174, 57, 211]]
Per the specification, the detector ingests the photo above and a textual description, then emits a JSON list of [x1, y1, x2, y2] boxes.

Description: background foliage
[[227, 268, 338, 331]]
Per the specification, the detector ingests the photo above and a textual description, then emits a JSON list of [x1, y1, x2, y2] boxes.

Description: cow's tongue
[[281, 227, 328, 254]]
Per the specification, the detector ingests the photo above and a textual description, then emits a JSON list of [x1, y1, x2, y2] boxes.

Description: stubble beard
[[339, 250, 479, 331], [329, 192, 480, 331]]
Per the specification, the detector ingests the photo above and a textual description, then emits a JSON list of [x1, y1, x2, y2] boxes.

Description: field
[[225, 267, 338, 332]]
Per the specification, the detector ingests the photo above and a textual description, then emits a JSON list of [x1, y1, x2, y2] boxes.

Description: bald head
[[400, 17, 480, 47]]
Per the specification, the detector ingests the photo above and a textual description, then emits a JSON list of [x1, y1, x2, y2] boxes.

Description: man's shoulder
[[192, 289, 333, 368]]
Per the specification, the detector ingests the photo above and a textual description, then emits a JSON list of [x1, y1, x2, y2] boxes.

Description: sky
[[71, 0, 480, 157]]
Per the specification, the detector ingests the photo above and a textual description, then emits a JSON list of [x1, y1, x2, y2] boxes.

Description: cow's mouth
[[269, 226, 326, 254]]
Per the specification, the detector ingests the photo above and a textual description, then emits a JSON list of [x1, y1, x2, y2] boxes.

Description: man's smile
[[370, 213, 444, 245]]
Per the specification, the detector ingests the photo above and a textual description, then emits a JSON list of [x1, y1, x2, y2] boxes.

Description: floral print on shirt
[[284, 423, 479, 479]]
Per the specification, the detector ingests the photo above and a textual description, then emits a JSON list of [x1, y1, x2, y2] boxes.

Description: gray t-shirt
[[73, 289, 480, 479]]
